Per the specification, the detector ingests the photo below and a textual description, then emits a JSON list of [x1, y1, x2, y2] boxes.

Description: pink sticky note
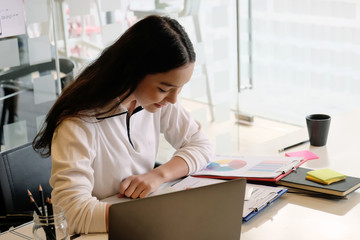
[[285, 150, 319, 160]]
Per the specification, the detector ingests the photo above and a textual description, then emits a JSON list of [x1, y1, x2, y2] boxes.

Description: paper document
[[101, 176, 287, 222], [171, 176, 226, 190], [100, 181, 179, 204], [242, 184, 286, 219]]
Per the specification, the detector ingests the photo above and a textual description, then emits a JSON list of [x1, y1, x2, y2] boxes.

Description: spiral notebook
[[192, 155, 307, 182]]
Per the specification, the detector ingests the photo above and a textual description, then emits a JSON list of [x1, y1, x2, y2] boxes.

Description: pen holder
[[33, 206, 68, 240]]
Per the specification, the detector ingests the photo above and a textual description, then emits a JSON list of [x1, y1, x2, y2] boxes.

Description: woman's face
[[132, 63, 194, 113]]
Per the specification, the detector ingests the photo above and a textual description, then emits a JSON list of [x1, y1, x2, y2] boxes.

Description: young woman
[[33, 15, 213, 234]]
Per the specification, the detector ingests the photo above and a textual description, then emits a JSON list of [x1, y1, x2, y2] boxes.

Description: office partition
[[2, 0, 359, 154], [0, 0, 64, 151]]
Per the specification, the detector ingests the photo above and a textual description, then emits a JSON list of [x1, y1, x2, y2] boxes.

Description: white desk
[[240, 108, 360, 240], [2, 109, 360, 240]]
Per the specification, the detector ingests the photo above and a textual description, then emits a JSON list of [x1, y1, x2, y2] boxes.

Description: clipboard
[[243, 184, 288, 222], [192, 155, 308, 182], [170, 177, 288, 222]]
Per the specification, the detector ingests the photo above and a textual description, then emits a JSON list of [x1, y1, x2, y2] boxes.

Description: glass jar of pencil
[[33, 205, 69, 240]]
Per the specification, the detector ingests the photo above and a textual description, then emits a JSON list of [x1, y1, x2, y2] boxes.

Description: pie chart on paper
[[206, 159, 247, 172]]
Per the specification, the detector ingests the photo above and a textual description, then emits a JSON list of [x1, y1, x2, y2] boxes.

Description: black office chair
[[0, 142, 52, 232], [0, 58, 76, 90]]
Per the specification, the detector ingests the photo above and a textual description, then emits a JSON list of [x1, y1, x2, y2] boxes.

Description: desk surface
[[240, 108, 360, 240], [2, 109, 360, 240]]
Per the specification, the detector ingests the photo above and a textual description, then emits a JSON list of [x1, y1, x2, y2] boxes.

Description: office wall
[[4, 0, 356, 152], [1, 0, 241, 153], [0, 0, 58, 151]]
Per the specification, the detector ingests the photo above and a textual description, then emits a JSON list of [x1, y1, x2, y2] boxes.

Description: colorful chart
[[206, 159, 247, 171]]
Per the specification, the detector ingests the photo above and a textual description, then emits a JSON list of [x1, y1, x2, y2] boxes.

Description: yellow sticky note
[[306, 169, 346, 185]]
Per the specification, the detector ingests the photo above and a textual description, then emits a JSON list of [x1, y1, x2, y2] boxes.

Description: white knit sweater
[[50, 101, 213, 234]]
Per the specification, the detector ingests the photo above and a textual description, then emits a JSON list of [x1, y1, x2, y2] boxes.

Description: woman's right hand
[[118, 171, 165, 199]]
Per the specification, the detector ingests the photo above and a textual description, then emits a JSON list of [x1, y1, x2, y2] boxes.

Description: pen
[[278, 140, 309, 152], [70, 233, 81, 240]]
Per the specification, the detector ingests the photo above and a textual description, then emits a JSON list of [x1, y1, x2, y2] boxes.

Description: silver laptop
[[108, 178, 246, 240]]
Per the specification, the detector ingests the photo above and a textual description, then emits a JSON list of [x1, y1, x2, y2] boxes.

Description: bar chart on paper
[[247, 160, 294, 173]]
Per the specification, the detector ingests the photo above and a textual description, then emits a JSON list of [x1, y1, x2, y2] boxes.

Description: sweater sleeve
[[50, 118, 107, 234], [160, 101, 214, 174]]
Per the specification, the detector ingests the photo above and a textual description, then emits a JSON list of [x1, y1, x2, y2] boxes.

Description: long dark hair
[[33, 15, 196, 157]]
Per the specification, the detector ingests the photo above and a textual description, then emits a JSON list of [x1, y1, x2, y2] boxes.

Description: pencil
[[39, 185, 46, 216], [29, 190, 56, 240], [27, 190, 42, 215], [27, 189, 32, 198], [29, 195, 42, 216], [278, 140, 309, 152], [46, 197, 56, 239], [46, 197, 53, 216]]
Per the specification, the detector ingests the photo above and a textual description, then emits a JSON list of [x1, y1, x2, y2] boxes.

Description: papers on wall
[[100, 0, 122, 12], [4, 120, 28, 150], [33, 74, 56, 104], [24, 0, 48, 24], [28, 36, 52, 65], [0, 0, 26, 39], [68, 0, 91, 17], [0, 38, 20, 68]]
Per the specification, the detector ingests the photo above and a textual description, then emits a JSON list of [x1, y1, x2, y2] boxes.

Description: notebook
[[108, 178, 246, 240], [277, 167, 360, 197]]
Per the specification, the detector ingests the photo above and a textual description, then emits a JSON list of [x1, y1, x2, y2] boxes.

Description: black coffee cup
[[306, 114, 331, 146]]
